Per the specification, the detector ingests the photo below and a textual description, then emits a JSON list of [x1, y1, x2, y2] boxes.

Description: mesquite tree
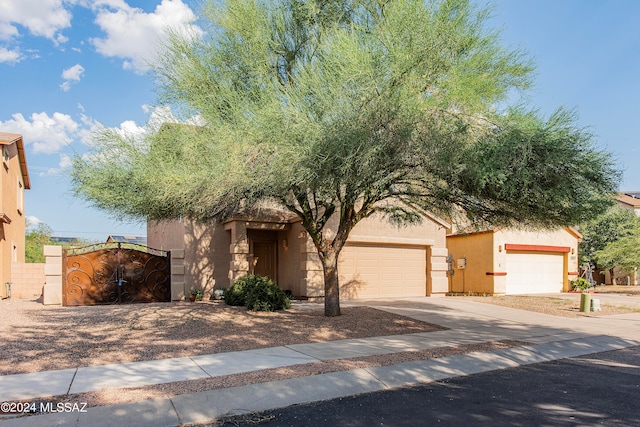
[[72, 0, 618, 316]]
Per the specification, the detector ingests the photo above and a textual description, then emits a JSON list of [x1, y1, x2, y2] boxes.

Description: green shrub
[[224, 274, 290, 311], [245, 280, 291, 312], [223, 277, 253, 306], [571, 277, 591, 292]]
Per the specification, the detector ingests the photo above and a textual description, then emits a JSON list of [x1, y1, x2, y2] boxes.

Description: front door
[[253, 240, 277, 281]]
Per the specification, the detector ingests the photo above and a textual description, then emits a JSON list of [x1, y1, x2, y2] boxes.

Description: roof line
[[0, 132, 31, 189]]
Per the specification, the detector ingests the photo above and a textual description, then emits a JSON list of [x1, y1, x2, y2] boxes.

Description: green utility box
[[580, 293, 591, 313]]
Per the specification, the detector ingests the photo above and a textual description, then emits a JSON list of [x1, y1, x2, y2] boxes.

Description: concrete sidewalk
[[1, 298, 639, 427]]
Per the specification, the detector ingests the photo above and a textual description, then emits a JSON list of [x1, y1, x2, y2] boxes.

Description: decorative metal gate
[[63, 243, 171, 306]]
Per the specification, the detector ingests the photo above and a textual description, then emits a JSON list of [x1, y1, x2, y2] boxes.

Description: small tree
[[25, 222, 53, 263], [71, 0, 618, 316]]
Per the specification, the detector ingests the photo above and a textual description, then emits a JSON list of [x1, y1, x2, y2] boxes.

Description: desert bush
[[224, 275, 290, 311], [571, 277, 591, 292], [245, 279, 291, 312]]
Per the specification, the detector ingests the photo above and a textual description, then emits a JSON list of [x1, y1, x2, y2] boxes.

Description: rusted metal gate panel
[[63, 243, 171, 306]]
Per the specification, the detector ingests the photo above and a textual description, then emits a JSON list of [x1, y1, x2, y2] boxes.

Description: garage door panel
[[506, 252, 564, 294], [338, 244, 426, 299]]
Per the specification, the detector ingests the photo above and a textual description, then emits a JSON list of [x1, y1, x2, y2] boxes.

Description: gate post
[[43, 245, 63, 305], [171, 249, 186, 300]]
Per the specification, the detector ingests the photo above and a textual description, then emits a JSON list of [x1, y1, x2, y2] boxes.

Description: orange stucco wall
[[446, 228, 581, 295], [447, 231, 495, 294], [1, 140, 27, 297]]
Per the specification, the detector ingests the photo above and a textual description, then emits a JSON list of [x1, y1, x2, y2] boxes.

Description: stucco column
[[42, 245, 62, 305], [429, 246, 449, 296], [299, 231, 323, 298], [226, 221, 250, 285], [170, 249, 186, 300]]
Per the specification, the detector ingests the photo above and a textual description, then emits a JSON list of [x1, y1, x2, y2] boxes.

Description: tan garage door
[[506, 252, 564, 294], [338, 244, 427, 299]]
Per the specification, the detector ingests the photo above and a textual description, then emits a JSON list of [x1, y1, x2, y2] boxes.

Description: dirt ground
[[0, 300, 446, 376], [2, 289, 638, 410], [459, 285, 640, 318], [588, 285, 640, 295]]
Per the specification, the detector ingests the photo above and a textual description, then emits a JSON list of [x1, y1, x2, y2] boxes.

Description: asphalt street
[[215, 345, 640, 427]]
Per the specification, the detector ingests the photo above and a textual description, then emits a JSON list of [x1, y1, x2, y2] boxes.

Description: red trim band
[[504, 244, 570, 253]]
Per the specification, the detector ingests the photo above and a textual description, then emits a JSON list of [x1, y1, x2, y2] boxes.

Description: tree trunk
[[321, 249, 341, 317]]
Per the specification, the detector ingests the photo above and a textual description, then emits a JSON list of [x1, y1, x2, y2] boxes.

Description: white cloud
[[60, 81, 72, 92], [0, 112, 79, 154], [59, 153, 72, 169], [0, 21, 19, 41], [0, 46, 21, 63], [0, 0, 72, 42], [90, 0, 201, 73], [26, 216, 43, 228], [60, 63, 85, 91], [62, 63, 84, 80], [0, 0, 74, 64], [43, 154, 73, 176]]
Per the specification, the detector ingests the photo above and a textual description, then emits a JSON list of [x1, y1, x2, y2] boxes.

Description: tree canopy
[[593, 224, 640, 279], [25, 221, 53, 263], [71, 0, 619, 316], [578, 206, 640, 279], [579, 206, 640, 270]]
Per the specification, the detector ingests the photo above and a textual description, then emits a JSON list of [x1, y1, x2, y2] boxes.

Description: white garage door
[[338, 244, 427, 299], [506, 252, 564, 294]]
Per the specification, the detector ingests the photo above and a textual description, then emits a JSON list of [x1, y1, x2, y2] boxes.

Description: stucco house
[[0, 132, 31, 298], [616, 192, 640, 217], [446, 227, 581, 295], [148, 209, 450, 301]]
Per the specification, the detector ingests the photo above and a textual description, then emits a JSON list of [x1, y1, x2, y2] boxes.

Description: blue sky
[[0, 0, 638, 241]]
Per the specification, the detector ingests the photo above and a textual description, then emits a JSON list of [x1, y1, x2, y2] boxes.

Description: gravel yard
[[0, 299, 445, 376], [2, 289, 637, 412], [459, 286, 640, 317]]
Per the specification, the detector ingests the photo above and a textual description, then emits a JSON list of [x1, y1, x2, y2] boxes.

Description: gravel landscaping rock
[[0, 299, 445, 376]]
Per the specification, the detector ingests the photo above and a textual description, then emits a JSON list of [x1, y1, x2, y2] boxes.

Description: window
[[17, 179, 23, 215], [2, 146, 8, 170]]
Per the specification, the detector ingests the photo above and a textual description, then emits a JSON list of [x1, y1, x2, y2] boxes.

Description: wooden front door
[[253, 240, 277, 281]]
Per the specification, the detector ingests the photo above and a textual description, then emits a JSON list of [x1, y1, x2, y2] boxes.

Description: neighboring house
[[106, 235, 147, 245], [0, 132, 31, 298], [50, 237, 84, 245], [446, 227, 581, 295], [616, 192, 640, 218], [148, 209, 450, 300]]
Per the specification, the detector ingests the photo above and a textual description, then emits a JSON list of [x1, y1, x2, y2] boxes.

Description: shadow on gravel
[[0, 300, 446, 375]]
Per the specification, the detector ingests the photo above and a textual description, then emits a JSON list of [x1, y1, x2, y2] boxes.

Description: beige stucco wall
[[148, 219, 232, 298], [9, 262, 44, 299], [1, 142, 27, 297], [183, 221, 230, 294], [300, 212, 450, 299], [148, 209, 450, 300], [147, 219, 186, 251], [276, 221, 304, 296]]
